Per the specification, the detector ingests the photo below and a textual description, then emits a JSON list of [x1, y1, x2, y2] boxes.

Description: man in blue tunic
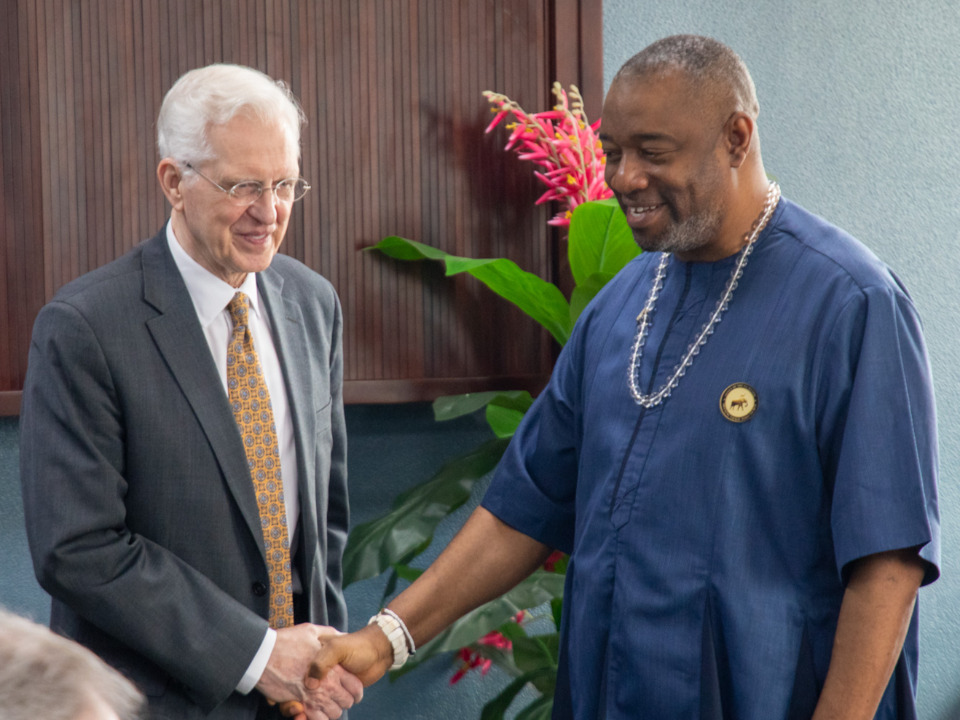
[[305, 36, 940, 719]]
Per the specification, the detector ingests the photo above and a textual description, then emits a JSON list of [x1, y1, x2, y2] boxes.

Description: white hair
[[0, 609, 144, 720], [157, 63, 306, 164]]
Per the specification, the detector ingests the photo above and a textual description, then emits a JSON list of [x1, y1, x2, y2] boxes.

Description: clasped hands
[[269, 624, 396, 719], [256, 623, 365, 720]]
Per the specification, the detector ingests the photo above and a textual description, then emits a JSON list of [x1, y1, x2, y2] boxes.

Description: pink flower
[[449, 611, 527, 685], [542, 550, 565, 572], [483, 83, 612, 229], [449, 646, 493, 685]]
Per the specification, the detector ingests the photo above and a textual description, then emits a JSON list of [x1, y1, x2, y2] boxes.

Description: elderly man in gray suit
[[19, 64, 362, 720]]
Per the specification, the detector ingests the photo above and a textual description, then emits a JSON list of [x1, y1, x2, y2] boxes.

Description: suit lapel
[[140, 233, 265, 556], [258, 270, 319, 552]]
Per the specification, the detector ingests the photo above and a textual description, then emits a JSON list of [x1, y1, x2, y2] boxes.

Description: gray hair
[[157, 63, 306, 164], [0, 609, 144, 720], [615, 35, 759, 119]]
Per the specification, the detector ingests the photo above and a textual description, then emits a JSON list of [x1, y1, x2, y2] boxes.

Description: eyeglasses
[[185, 163, 311, 205]]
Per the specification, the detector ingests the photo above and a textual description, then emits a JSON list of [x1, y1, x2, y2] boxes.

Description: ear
[[157, 159, 186, 211], [722, 112, 754, 168]]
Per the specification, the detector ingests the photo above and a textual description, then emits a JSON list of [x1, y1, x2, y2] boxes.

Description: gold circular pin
[[720, 383, 758, 423]]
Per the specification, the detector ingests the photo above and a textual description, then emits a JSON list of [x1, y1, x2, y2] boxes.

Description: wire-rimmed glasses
[[185, 163, 311, 205]]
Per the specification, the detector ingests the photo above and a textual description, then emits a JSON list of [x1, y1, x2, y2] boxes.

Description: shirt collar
[[166, 220, 262, 327]]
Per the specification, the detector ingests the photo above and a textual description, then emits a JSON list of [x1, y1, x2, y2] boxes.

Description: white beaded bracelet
[[368, 610, 415, 670], [380, 608, 416, 656]]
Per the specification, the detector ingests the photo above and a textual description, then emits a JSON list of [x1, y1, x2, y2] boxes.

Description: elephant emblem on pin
[[720, 383, 757, 423]]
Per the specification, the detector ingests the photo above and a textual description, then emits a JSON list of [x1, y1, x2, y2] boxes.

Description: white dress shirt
[[166, 222, 299, 694]]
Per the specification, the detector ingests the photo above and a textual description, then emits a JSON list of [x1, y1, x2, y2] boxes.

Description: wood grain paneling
[[0, 0, 603, 414]]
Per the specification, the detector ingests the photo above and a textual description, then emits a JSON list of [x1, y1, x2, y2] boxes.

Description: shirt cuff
[[236, 628, 277, 695]]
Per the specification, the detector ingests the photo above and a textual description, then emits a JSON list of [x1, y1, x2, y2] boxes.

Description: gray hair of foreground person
[[0, 609, 144, 720]]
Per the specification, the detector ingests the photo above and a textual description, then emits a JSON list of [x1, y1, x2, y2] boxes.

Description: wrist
[[363, 624, 394, 669], [367, 610, 416, 670]]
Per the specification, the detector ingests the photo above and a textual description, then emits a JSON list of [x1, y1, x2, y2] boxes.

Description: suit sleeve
[[19, 300, 268, 711]]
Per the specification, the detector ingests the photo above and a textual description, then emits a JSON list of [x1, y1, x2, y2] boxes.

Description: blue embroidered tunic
[[482, 199, 940, 720]]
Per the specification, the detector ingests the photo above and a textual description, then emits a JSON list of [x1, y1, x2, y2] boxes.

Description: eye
[[639, 148, 671, 163], [601, 146, 621, 162], [275, 178, 311, 202], [229, 181, 263, 202]]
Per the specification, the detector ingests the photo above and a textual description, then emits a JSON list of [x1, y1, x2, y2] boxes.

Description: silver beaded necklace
[[627, 182, 781, 408]]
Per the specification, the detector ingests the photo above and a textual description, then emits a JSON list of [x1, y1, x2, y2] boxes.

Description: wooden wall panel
[[0, 0, 603, 414], [0, 1, 47, 416]]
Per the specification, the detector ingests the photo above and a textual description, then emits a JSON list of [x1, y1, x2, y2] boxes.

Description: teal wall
[[2, 3, 958, 718], [603, 1, 960, 718], [0, 418, 44, 618]]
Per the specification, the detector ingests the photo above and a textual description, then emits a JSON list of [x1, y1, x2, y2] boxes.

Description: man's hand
[[256, 624, 363, 720], [308, 624, 395, 688], [284, 507, 550, 716]]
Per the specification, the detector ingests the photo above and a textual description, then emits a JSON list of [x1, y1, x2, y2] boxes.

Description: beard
[[634, 203, 724, 256]]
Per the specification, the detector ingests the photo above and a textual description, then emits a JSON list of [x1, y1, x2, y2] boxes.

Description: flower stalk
[[483, 82, 612, 228]]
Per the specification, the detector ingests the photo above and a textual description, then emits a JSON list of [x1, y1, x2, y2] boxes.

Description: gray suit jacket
[[19, 230, 349, 718]]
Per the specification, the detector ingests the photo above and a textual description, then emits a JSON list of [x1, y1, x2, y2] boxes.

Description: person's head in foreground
[[0, 609, 144, 720]]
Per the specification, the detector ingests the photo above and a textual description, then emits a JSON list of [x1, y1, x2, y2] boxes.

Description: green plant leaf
[[381, 562, 424, 604], [485, 405, 526, 438], [434, 390, 534, 438], [485, 392, 534, 438], [390, 569, 566, 675], [567, 198, 639, 286], [550, 597, 563, 630], [512, 634, 559, 674], [514, 695, 554, 720], [432, 390, 529, 422], [511, 635, 559, 695], [392, 563, 424, 583], [371, 236, 572, 345], [569, 271, 615, 323], [342, 437, 509, 586], [479, 667, 556, 720], [380, 540, 431, 601], [494, 621, 528, 652]]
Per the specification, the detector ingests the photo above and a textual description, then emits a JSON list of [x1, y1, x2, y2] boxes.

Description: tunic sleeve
[[481, 321, 586, 553], [817, 281, 940, 584]]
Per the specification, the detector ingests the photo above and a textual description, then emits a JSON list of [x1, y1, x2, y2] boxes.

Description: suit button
[[252, 582, 268, 597]]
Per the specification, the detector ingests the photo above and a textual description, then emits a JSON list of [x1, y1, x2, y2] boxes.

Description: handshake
[[257, 618, 400, 720], [257, 509, 547, 719]]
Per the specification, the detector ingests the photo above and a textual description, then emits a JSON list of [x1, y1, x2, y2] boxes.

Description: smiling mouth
[[627, 204, 662, 217], [237, 230, 274, 243]]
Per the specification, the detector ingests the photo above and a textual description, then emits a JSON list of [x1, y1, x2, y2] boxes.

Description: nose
[[246, 187, 281, 224], [606, 151, 650, 196]]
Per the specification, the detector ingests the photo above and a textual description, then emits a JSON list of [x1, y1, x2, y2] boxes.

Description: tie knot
[[228, 292, 250, 326]]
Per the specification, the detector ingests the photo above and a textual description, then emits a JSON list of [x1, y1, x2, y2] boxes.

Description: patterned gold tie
[[226, 292, 294, 629]]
